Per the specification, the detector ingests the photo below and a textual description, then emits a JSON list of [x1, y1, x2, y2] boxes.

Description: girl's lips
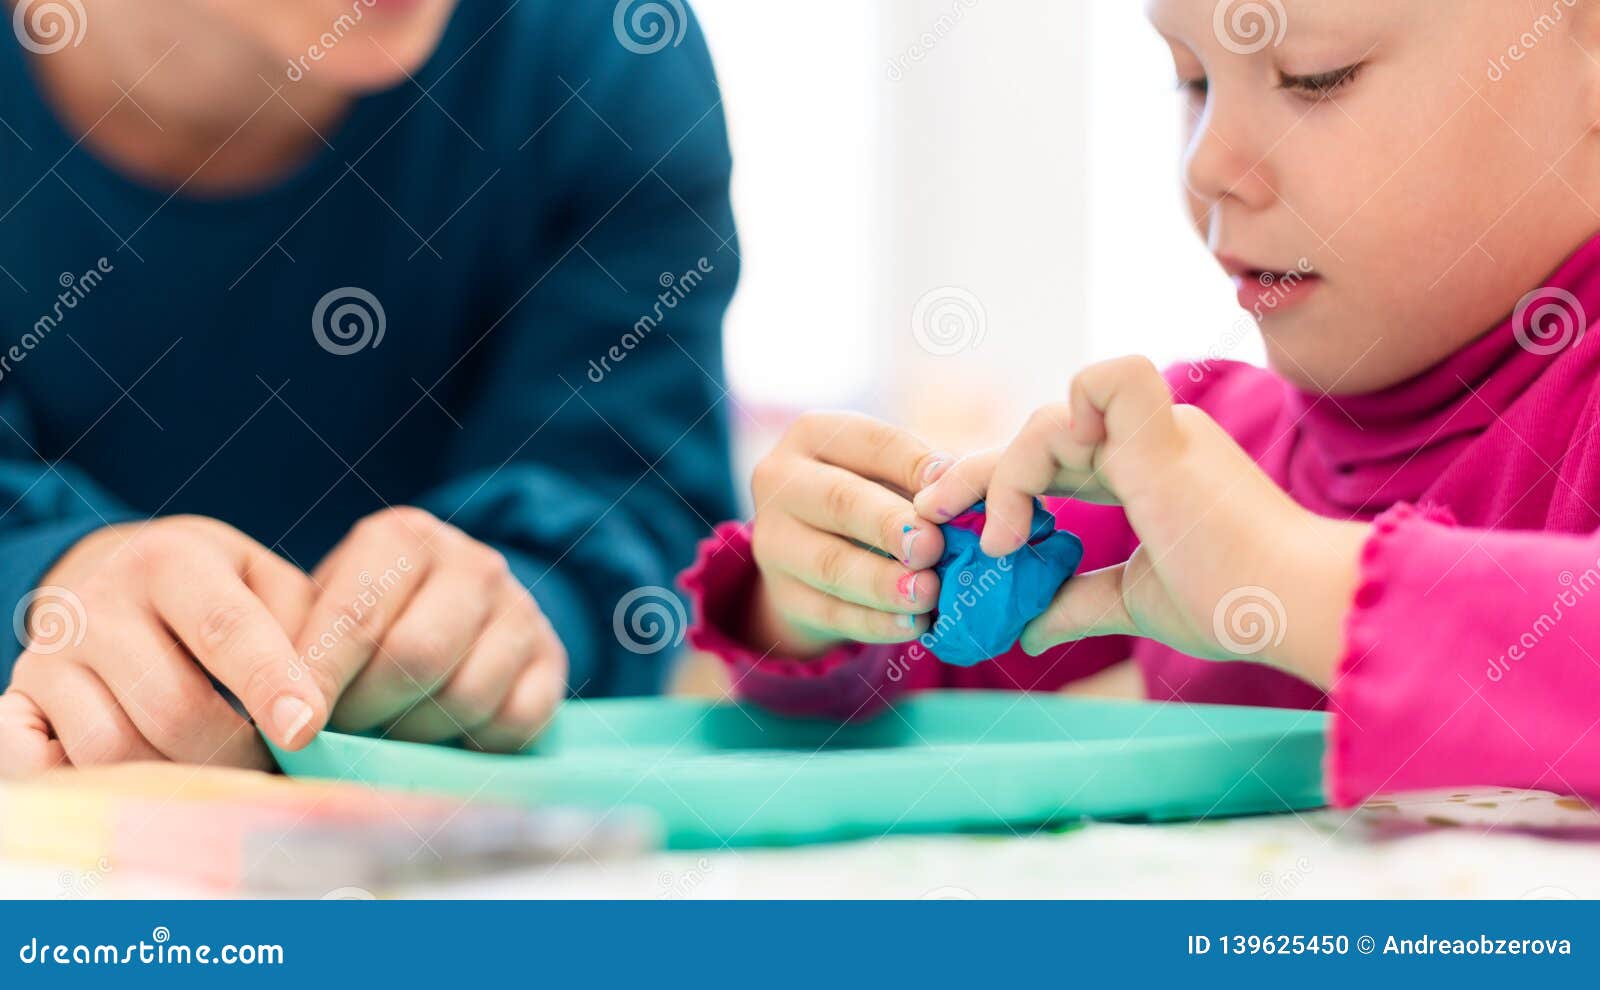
[[1233, 270, 1322, 315]]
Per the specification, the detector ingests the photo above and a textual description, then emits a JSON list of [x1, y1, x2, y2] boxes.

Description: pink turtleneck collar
[[1283, 233, 1600, 525]]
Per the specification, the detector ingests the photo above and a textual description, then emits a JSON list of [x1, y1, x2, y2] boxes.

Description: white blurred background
[[692, 0, 1261, 497]]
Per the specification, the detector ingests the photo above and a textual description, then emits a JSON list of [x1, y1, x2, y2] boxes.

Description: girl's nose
[[1181, 98, 1276, 213]]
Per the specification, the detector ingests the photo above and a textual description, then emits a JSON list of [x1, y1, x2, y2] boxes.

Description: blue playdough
[[922, 502, 1085, 666]]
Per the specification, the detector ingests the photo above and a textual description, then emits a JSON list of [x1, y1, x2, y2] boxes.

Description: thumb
[[1019, 565, 1133, 655]]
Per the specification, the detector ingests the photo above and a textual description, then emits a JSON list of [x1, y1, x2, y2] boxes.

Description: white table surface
[[8, 788, 1598, 900]]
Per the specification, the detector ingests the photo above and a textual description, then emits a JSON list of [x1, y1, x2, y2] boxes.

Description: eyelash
[[1175, 62, 1365, 103], [1278, 63, 1364, 100]]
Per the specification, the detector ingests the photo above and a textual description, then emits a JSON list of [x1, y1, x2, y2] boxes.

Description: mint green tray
[[272, 691, 1327, 848]]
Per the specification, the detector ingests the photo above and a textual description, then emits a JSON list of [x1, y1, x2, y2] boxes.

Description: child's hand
[[745, 412, 950, 657], [1, 516, 322, 775], [297, 508, 565, 752], [915, 358, 1366, 685]]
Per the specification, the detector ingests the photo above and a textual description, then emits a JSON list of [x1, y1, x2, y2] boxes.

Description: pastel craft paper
[[921, 502, 1085, 667]]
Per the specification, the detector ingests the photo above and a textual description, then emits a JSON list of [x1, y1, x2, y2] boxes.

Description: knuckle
[[749, 456, 783, 498], [1124, 354, 1162, 378], [749, 521, 774, 563], [467, 543, 510, 580], [813, 544, 850, 591], [822, 479, 859, 524], [128, 527, 191, 571], [860, 420, 899, 457], [197, 603, 251, 653], [358, 506, 438, 543], [789, 411, 829, 443], [814, 595, 858, 637], [1024, 404, 1068, 438], [141, 684, 207, 751]]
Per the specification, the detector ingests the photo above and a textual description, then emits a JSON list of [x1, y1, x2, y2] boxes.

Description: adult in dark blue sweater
[[0, 0, 737, 773]]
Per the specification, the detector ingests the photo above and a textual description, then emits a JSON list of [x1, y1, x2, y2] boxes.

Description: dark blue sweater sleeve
[[416, 7, 738, 698], [0, 393, 141, 681]]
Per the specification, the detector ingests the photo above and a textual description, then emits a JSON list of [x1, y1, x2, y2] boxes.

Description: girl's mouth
[[1216, 256, 1323, 317]]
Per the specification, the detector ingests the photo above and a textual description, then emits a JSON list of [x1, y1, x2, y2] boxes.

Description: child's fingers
[[776, 461, 944, 569], [88, 611, 273, 769], [754, 513, 936, 615], [792, 411, 950, 498], [981, 403, 1085, 557], [761, 571, 929, 645], [468, 651, 566, 754], [333, 567, 492, 733], [418, 592, 555, 749], [292, 522, 431, 728], [1069, 356, 1180, 457], [0, 691, 67, 778], [912, 449, 999, 522], [240, 545, 319, 642], [1018, 564, 1135, 655], [11, 661, 165, 767], [147, 548, 321, 752]]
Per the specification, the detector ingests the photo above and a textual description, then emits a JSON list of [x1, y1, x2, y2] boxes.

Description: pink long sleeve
[[1328, 503, 1600, 805], [680, 500, 1138, 721]]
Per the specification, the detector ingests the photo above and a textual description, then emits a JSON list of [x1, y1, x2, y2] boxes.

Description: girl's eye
[[1277, 62, 1364, 101], [1176, 76, 1209, 99]]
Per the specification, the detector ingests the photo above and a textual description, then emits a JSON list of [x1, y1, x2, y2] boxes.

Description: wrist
[[1268, 513, 1369, 688]]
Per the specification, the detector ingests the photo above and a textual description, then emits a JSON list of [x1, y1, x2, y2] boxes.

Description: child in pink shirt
[[682, 0, 1600, 806]]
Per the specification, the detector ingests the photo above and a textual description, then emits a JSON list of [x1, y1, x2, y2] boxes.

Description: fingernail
[[898, 613, 917, 630], [922, 456, 951, 486], [900, 525, 922, 565], [897, 572, 919, 604], [271, 696, 314, 747]]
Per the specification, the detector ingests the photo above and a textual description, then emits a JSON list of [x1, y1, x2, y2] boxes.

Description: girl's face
[[1150, 0, 1600, 393], [196, 0, 460, 92]]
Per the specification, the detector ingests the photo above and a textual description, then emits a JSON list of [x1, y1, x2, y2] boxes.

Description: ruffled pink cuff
[[1325, 501, 1458, 807], [678, 522, 909, 721]]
